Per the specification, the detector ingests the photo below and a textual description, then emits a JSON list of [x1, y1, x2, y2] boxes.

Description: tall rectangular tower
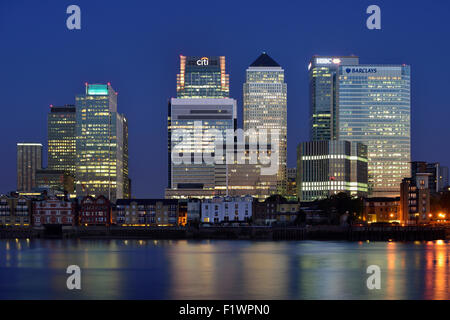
[[75, 83, 129, 201], [337, 65, 411, 197], [177, 56, 229, 99], [308, 56, 359, 141], [243, 53, 287, 194], [47, 105, 76, 175], [17, 143, 43, 191]]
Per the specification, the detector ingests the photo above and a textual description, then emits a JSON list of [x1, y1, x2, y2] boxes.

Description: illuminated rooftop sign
[[87, 84, 108, 95]]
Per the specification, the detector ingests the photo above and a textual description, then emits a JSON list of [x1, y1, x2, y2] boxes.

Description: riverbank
[[0, 225, 448, 241]]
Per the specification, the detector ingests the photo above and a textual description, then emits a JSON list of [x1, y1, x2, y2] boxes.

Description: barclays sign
[[345, 67, 377, 74]]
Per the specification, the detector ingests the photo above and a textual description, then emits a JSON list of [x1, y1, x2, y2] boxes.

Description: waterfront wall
[[0, 225, 448, 241]]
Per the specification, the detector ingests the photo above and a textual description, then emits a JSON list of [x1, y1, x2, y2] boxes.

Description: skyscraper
[[308, 56, 359, 141], [47, 105, 76, 175], [166, 98, 237, 199], [243, 53, 287, 194], [177, 56, 229, 98], [17, 143, 42, 191], [297, 140, 368, 201], [337, 64, 411, 197], [75, 83, 129, 201]]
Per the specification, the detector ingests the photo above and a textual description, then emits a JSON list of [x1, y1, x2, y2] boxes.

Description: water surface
[[0, 239, 448, 299]]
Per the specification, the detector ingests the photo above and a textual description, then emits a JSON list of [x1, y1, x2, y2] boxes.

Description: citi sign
[[345, 67, 377, 74], [197, 57, 209, 66]]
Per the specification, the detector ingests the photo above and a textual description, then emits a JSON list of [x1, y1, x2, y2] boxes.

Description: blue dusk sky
[[0, 0, 449, 197]]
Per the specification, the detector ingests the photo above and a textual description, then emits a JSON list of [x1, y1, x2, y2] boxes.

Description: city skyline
[[1, 1, 450, 198]]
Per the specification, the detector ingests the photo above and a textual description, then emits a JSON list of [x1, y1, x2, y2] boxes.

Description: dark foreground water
[[0, 239, 449, 299]]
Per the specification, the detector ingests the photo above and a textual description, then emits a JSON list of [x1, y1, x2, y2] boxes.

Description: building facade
[[337, 64, 411, 197], [253, 195, 300, 225], [308, 56, 359, 141], [363, 197, 401, 224], [75, 83, 129, 202], [297, 140, 368, 201], [177, 56, 229, 98], [166, 97, 237, 199], [412, 161, 449, 193], [243, 53, 287, 195], [400, 173, 431, 225], [0, 194, 32, 226], [201, 196, 253, 224], [47, 105, 76, 175], [79, 195, 111, 226], [17, 143, 43, 192], [35, 169, 75, 193], [32, 196, 77, 227], [114, 199, 179, 226]]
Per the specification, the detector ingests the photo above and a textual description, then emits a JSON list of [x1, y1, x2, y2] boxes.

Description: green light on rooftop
[[87, 84, 108, 95]]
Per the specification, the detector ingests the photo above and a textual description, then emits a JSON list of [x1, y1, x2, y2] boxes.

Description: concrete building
[[201, 196, 253, 224], [297, 140, 368, 201], [412, 161, 449, 193], [17, 143, 43, 192]]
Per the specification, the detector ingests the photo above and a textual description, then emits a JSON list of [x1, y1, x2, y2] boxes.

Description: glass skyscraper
[[75, 83, 129, 201], [47, 105, 76, 175], [308, 56, 359, 141], [337, 65, 411, 197], [167, 55, 236, 199], [177, 56, 229, 98], [243, 53, 287, 194]]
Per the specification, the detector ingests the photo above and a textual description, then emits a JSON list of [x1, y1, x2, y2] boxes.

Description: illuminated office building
[[337, 64, 411, 197], [166, 98, 236, 199], [47, 105, 76, 175], [177, 56, 229, 98], [243, 53, 287, 194], [75, 83, 129, 201], [17, 143, 43, 191], [308, 56, 359, 140], [297, 140, 368, 201]]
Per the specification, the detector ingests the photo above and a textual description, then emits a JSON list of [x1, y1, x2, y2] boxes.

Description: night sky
[[1, 0, 449, 198]]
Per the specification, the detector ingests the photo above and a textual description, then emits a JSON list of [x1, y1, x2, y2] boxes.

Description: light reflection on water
[[0, 239, 449, 300]]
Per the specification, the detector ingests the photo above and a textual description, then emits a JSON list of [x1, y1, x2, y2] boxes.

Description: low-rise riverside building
[[79, 195, 112, 226], [253, 195, 300, 225], [363, 197, 401, 224], [400, 173, 431, 225], [0, 194, 32, 227], [32, 196, 76, 227], [201, 196, 253, 224], [114, 199, 179, 226]]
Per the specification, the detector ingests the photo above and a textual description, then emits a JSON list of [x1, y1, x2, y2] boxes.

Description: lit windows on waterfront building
[[337, 65, 411, 197], [75, 83, 129, 202], [308, 56, 359, 141], [297, 140, 368, 201], [201, 196, 253, 224]]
